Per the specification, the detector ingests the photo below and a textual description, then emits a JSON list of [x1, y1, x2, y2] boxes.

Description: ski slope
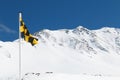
[[0, 26, 120, 80]]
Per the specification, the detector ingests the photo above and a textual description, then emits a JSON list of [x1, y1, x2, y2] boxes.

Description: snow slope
[[0, 26, 120, 80]]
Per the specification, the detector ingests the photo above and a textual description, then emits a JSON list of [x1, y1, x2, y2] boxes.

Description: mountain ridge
[[34, 26, 120, 55], [0, 26, 120, 80]]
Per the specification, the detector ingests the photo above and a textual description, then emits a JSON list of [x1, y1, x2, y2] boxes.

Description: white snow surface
[[0, 26, 120, 80]]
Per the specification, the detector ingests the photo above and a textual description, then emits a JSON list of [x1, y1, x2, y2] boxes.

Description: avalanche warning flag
[[19, 14, 38, 46]]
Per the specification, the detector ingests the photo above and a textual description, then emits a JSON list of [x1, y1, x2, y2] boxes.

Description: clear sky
[[0, 0, 120, 41]]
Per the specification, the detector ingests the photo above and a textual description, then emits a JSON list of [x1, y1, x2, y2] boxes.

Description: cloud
[[0, 24, 16, 33]]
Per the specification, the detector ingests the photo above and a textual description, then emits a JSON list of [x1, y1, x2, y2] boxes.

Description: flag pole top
[[19, 12, 22, 18]]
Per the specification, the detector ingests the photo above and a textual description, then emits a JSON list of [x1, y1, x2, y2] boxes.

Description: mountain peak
[[75, 26, 89, 31], [72, 26, 91, 36]]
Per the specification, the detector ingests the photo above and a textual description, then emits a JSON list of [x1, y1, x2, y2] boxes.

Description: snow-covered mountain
[[0, 26, 120, 80]]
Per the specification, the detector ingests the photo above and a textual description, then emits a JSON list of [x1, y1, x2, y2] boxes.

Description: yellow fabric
[[24, 35, 29, 42], [33, 39, 38, 45], [24, 29, 27, 34], [29, 34, 32, 37], [20, 26, 24, 32]]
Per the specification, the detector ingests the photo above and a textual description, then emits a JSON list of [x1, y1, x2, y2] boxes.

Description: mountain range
[[0, 26, 120, 80]]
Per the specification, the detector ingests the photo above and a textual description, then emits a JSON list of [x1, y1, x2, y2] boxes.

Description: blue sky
[[0, 0, 120, 41]]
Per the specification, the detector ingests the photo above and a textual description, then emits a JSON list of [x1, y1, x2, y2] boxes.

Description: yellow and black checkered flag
[[19, 13, 38, 46]]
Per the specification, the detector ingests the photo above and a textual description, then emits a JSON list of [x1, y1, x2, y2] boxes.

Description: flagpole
[[19, 12, 22, 80]]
